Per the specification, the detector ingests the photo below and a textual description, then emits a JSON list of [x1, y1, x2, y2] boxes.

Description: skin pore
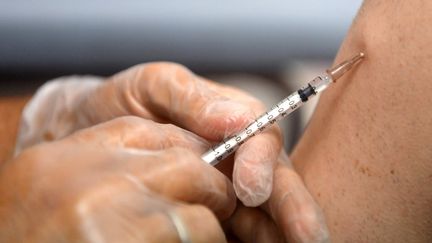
[[291, 0, 432, 242]]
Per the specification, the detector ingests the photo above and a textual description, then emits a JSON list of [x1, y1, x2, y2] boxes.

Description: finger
[[196, 76, 284, 207], [225, 204, 284, 243], [233, 125, 282, 206], [111, 62, 257, 141], [69, 116, 210, 154], [169, 204, 227, 243], [121, 147, 237, 220], [262, 151, 330, 243], [74, 182, 226, 243], [67, 117, 236, 219]]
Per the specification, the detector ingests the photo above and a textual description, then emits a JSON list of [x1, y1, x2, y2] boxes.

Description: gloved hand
[[3, 116, 236, 243], [16, 62, 283, 207], [225, 150, 330, 243]]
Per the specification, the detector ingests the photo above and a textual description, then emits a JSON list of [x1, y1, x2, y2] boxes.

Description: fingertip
[[237, 188, 272, 207], [232, 136, 280, 207], [232, 159, 274, 207]]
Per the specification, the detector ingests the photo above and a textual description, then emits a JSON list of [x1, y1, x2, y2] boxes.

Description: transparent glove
[[16, 62, 283, 206], [3, 116, 236, 243], [225, 150, 330, 243]]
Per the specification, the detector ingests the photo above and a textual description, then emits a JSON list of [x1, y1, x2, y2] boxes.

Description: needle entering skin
[[327, 52, 365, 81], [201, 52, 366, 165]]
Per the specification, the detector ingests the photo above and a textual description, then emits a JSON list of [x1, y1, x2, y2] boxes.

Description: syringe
[[201, 52, 365, 166]]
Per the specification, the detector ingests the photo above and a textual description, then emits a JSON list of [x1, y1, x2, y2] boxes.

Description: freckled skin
[[291, 0, 432, 242]]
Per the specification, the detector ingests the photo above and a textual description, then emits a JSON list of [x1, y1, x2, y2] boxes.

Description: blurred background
[[0, 0, 363, 150]]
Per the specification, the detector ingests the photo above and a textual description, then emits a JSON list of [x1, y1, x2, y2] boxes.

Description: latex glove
[[16, 63, 283, 207], [2, 116, 236, 243], [225, 150, 330, 243]]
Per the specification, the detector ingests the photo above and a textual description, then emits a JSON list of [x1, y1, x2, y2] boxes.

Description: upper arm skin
[[291, 0, 432, 242]]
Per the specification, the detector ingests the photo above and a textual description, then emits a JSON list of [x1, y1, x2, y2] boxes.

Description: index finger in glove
[[262, 151, 330, 243], [111, 63, 283, 206], [109, 62, 257, 140]]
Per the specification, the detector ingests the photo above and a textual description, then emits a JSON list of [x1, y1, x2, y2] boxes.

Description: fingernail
[[233, 159, 273, 207]]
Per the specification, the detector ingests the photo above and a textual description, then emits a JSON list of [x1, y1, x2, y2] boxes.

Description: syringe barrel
[[201, 52, 364, 166], [201, 74, 333, 166]]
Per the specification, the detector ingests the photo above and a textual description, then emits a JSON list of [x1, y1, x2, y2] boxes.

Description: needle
[[327, 52, 365, 81], [202, 52, 365, 165]]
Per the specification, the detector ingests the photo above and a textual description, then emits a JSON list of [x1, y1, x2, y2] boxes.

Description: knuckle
[[141, 62, 192, 77], [129, 62, 148, 72], [134, 62, 197, 96], [161, 62, 190, 73]]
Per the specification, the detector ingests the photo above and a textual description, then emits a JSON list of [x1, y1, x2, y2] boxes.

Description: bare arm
[[291, 0, 432, 241]]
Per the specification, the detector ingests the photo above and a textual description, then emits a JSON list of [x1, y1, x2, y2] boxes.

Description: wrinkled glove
[[3, 116, 236, 243], [16, 62, 283, 207], [225, 150, 330, 243]]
